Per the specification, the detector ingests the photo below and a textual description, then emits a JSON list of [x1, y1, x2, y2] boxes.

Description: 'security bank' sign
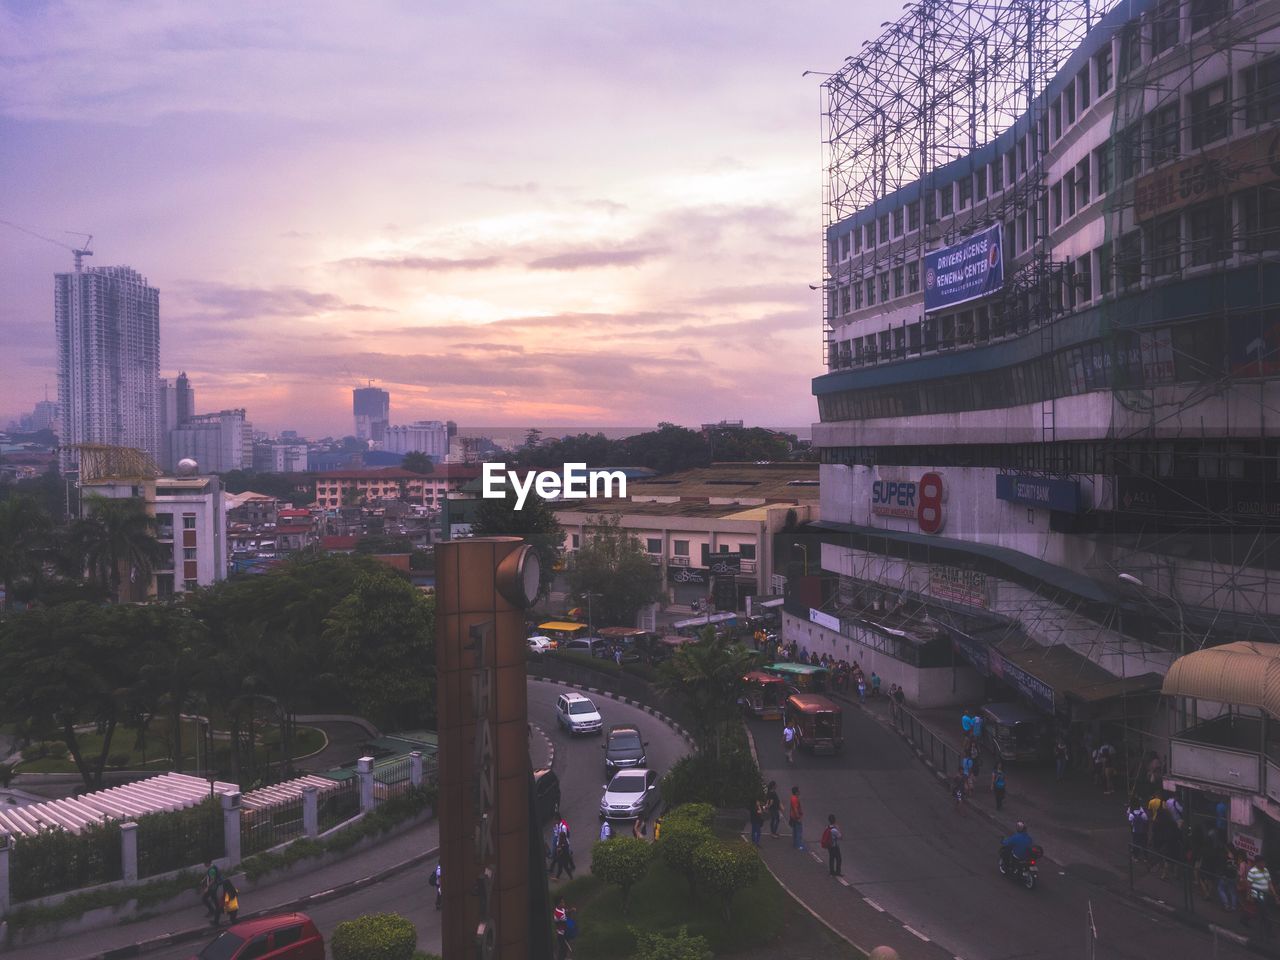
[[924, 223, 1003, 312], [871, 472, 945, 534]]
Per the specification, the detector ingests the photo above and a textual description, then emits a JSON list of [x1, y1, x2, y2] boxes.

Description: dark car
[[602, 724, 648, 776], [534, 767, 560, 822], [192, 912, 323, 960]]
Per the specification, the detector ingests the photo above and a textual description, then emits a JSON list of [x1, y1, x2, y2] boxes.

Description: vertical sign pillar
[[438, 538, 537, 960]]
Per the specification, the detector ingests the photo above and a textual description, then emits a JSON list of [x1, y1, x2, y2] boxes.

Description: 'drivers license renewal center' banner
[[923, 223, 1003, 312]]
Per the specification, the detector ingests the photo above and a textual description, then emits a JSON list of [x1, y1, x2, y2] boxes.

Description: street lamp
[[1118, 572, 1187, 655], [792, 542, 810, 576]]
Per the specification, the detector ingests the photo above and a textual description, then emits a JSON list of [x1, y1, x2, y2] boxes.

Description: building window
[[854, 227, 862, 254], [183, 579, 198, 591], [1051, 181, 1063, 227], [854, 282, 863, 309], [866, 277, 876, 306], [939, 185, 953, 217], [1148, 213, 1182, 277], [183, 547, 197, 561], [1243, 57, 1280, 128], [1065, 81, 1077, 126], [1190, 0, 1228, 35], [1119, 122, 1143, 181], [740, 544, 756, 560], [1187, 200, 1228, 265], [893, 207, 904, 236], [908, 201, 920, 232], [958, 175, 972, 210], [571, 534, 580, 549], [1241, 186, 1280, 253], [879, 214, 890, 245], [1096, 243, 1113, 295], [156, 574, 174, 598], [1152, 0, 1180, 57], [975, 167, 987, 201], [893, 267, 904, 298], [673, 539, 689, 556], [991, 156, 1004, 192], [1120, 22, 1142, 78], [1149, 103, 1180, 166], [838, 233, 851, 260], [908, 261, 920, 293], [865, 223, 876, 248], [646, 537, 662, 554], [1118, 231, 1143, 289], [1095, 143, 1112, 196], [880, 273, 890, 302], [1051, 101, 1062, 141], [1079, 65, 1092, 110], [1190, 81, 1230, 148], [1074, 158, 1090, 211], [183, 515, 197, 529], [1076, 253, 1093, 304]]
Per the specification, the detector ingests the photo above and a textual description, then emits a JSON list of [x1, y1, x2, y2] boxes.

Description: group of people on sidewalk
[[749, 780, 844, 878], [197, 860, 240, 927]]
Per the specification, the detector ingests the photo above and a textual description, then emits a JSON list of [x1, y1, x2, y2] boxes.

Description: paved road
[[755, 704, 1253, 960], [528, 678, 690, 875]]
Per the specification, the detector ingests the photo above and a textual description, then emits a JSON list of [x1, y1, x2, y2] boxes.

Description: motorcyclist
[[1001, 820, 1035, 870]]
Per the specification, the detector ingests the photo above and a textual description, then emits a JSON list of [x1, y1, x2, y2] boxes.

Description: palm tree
[[75, 495, 170, 602], [656, 628, 760, 761], [0, 496, 53, 609]]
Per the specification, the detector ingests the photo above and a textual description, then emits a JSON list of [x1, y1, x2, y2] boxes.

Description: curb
[[68, 844, 441, 960], [530, 676, 698, 751], [530, 722, 555, 771], [748, 838, 872, 959]]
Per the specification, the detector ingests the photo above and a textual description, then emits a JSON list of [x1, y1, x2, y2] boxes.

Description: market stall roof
[[1162, 642, 1280, 717]]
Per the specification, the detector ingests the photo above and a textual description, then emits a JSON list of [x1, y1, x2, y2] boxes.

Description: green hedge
[[11, 820, 123, 902], [331, 912, 417, 960], [136, 796, 224, 878], [4, 869, 202, 931], [545, 649, 659, 683], [660, 733, 761, 810]]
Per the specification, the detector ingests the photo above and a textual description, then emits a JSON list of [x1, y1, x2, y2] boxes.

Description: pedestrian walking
[[1219, 845, 1240, 913], [599, 816, 613, 842], [971, 711, 983, 741], [199, 860, 223, 926], [961, 752, 975, 797], [633, 815, 649, 840], [783, 721, 797, 765], [1128, 801, 1149, 864], [549, 817, 569, 875], [871, 672, 881, 697], [856, 676, 867, 702], [1246, 855, 1279, 938], [221, 877, 239, 923], [992, 762, 1007, 811], [952, 771, 966, 810], [552, 834, 576, 880], [822, 814, 843, 876], [554, 896, 574, 959], [614, 647, 623, 669], [1054, 736, 1069, 781], [766, 781, 782, 837], [432, 862, 443, 908], [789, 786, 805, 850], [749, 800, 764, 846], [961, 709, 973, 735]]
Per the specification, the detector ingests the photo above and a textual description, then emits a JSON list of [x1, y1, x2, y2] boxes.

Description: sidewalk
[[2, 818, 440, 960]]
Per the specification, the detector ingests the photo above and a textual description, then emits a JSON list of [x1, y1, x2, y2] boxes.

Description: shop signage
[[996, 474, 1082, 514], [990, 649, 1055, 714], [930, 566, 990, 608], [810, 609, 841, 632], [1134, 127, 1280, 222], [1116, 477, 1280, 523], [1232, 829, 1262, 860], [944, 624, 992, 676], [671, 567, 708, 585], [707, 552, 742, 574], [924, 223, 1004, 311], [872, 472, 946, 534]]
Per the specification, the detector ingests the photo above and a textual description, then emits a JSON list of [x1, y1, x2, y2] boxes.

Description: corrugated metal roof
[[1162, 642, 1280, 717]]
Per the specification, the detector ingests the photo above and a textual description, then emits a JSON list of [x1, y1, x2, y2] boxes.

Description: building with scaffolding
[[797, 0, 1280, 792]]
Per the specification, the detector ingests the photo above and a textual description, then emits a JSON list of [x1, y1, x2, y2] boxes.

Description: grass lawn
[[556, 856, 862, 958], [15, 724, 326, 774]]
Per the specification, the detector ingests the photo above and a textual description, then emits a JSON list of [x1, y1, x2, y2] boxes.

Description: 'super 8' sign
[[871, 472, 945, 534]]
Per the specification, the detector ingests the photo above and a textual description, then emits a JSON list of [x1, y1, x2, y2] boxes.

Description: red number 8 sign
[[917, 472, 945, 534]]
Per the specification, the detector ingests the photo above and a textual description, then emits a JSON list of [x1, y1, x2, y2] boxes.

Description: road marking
[[903, 925, 931, 942], [837, 877, 850, 887], [811, 851, 824, 863], [863, 897, 885, 912]]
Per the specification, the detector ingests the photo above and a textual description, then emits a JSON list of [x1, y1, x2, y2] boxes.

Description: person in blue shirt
[[961, 710, 974, 735], [1001, 820, 1035, 870]]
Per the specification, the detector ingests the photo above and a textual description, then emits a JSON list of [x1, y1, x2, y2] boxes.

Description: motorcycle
[[998, 842, 1044, 890]]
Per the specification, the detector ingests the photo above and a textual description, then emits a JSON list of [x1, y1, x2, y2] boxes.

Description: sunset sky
[[0, 1, 894, 436]]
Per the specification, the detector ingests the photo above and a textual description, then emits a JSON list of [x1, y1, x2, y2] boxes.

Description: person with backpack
[[822, 814, 843, 877], [221, 877, 240, 923], [992, 762, 1007, 811], [431, 862, 443, 908], [199, 860, 223, 925]]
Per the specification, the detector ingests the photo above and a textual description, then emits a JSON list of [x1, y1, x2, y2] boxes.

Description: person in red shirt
[[789, 785, 805, 850]]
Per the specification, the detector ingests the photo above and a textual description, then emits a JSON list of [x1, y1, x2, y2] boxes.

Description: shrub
[[108, 753, 130, 769], [591, 836, 652, 910], [661, 734, 761, 809], [0, 762, 13, 787], [630, 925, 713, 960], [662, 803, 714, 828], [691, 840, 761, 920], [331, 912, 417, 960], [656, 817, 713, 895]]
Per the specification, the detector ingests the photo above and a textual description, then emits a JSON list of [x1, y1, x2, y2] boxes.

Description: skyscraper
[[159, 371, 196, 469], [55, 264, 161, 470], [353, 386, 390, 443]]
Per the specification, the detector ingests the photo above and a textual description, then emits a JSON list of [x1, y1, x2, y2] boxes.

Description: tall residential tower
[[55, 263, 161, 470], [353, 385, 390, 443]]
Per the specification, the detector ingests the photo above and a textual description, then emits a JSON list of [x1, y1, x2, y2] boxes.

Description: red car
[[191, 912, 324, 960]]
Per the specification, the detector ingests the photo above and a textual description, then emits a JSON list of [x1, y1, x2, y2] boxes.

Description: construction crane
[[0, 218, 94, 271]]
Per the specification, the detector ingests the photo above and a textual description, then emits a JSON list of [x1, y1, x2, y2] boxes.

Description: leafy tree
[[0, 495, 52, 609], [591, 836, 652, 911], [218, 469, 312, 507], [691, 840, 761, 920], [656, 815, 713, 897], [656, 629, 758, 760], [523, 428, 543, 449], [567, 515, 660, 627], [400, 451, 434, 475], [323, 569, 436, 729], [706, 426, 792, 462], [471, 487, 564, 601], [621, 423, 709, 474], [629, 926, 713, 960], [73, 495, 169, 602], [0, 464, 68, 523]]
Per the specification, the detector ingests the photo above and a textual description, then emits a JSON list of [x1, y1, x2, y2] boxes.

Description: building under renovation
[[796, 0, 1280, 846]]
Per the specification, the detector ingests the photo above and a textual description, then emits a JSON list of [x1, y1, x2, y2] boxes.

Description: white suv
[[556, 692, 603, 735]]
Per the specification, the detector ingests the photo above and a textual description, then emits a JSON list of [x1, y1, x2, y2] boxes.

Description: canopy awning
[[1162, 642, 1280, 717]]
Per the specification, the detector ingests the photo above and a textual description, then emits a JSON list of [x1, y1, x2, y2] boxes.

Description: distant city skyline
[[0, 1, 898, 435]]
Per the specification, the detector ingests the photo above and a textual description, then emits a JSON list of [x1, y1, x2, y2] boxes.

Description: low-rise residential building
[[312, 465, 483, 508]]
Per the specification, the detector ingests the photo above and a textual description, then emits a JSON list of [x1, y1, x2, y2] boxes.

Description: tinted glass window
[[609, 732, 642, 750], [610, 775, 646, 793], [241, 935, 272, 960], [199, 933, 247, 960], [569, 701, 596, 715], [273, 925, 303, 948]]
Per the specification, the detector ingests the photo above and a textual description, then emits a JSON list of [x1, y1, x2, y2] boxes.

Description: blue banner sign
[[923, 223, 1004, 312], [996, 474, 1082, 514], [990, 650, 1055, 714]]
